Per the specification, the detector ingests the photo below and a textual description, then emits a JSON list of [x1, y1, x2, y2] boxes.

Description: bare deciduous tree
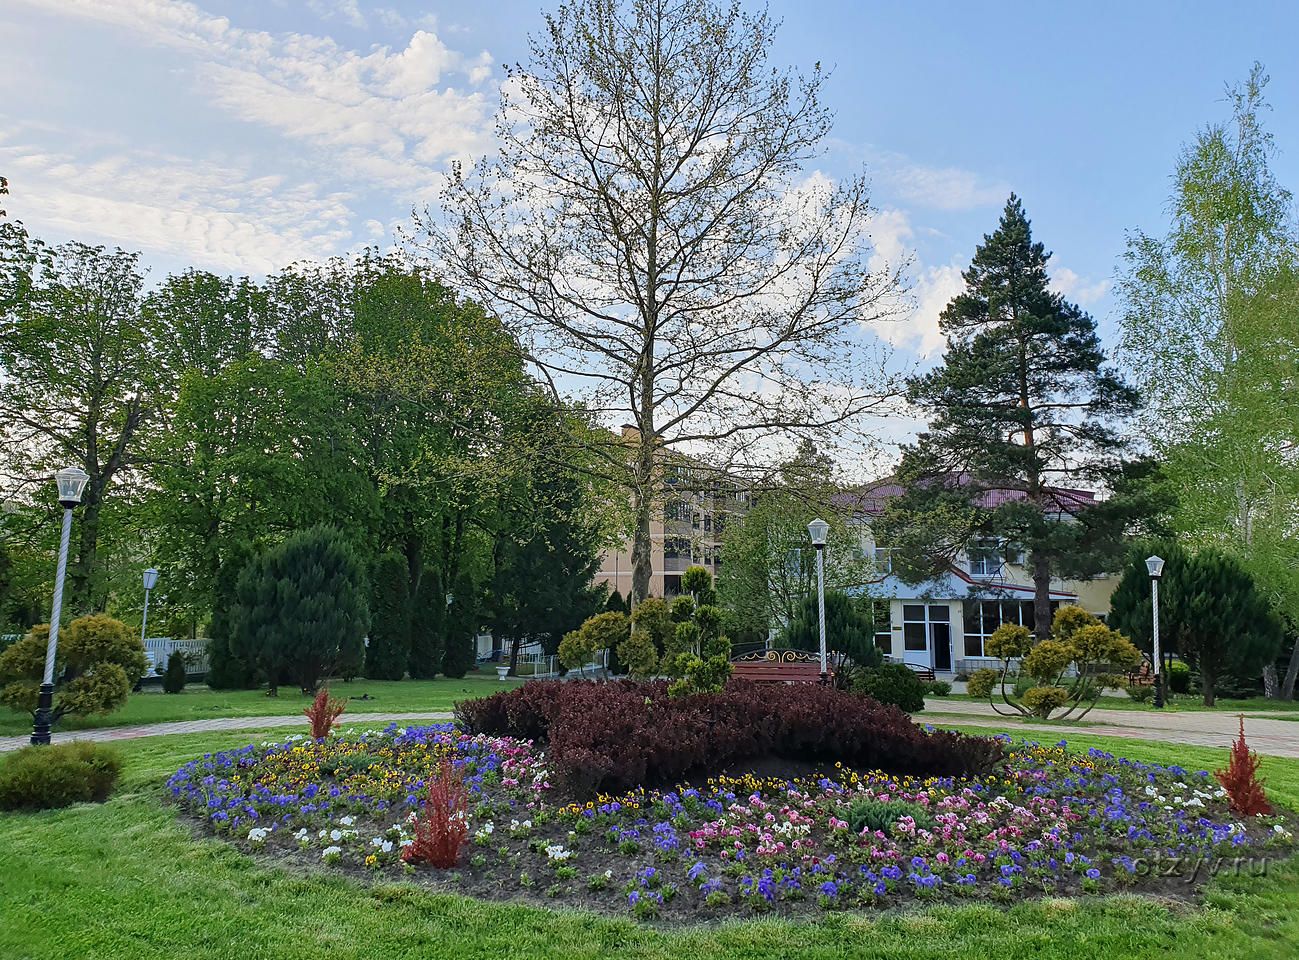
[[421, 0, 905, 604]]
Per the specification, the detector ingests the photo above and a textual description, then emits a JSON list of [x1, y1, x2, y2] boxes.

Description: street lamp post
[[1146, 555, 1165, 709], [140, 567, 159, 645], [31, 466, 90, 746], [808, 518, 830, 685]]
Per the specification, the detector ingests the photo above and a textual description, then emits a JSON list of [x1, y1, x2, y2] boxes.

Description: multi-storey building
[[838, 480, 1118, 675], [593, 427, 749, 599]]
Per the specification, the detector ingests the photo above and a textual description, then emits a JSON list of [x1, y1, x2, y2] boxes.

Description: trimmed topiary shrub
[[0, 741, 121, 811], [926, 679, 952, 697], [366, 551, 411, 681], [966, 667, 999, 699], [851, 663, 927, 713], [1168, 659, 1191, 695]]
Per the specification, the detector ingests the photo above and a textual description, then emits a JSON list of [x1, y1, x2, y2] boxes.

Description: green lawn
[[0, 675, 522, 737], [3, 727, 1299, 959], [936, 692, 1299, 715]]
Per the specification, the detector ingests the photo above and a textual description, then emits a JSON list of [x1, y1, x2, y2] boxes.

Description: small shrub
[[852, 663, 926, 713], [842, 797, 932, 836], [1022, 685, 1070, 719], [1215, 716, 1271, 815], [1167, 660, 1191, 695], [966, 668, 999, 699], [303, 685, 349, 739], [0, 742, 121, 811], [617, 628, 659, 680], [925, 680, 952, 697], [402, 758, 469, 867], [1126, 684, 1155, 703], [162, 651, 188, 694]]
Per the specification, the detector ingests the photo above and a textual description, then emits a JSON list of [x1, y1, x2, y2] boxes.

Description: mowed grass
[[3, 728, 1299, 959], [0, 675, 522, 737], [935, 693, 1299, 715]]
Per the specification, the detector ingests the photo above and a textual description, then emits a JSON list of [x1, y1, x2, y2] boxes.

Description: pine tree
[[365, 551, 411, 680], [881, 195, 1142, 641], [408, 577, 446, 679], [162, 650, 187, 694]]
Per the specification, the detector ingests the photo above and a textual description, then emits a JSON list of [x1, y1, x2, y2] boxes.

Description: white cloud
[[831, 139, 1009, 213], [1051, 266, 1111, 306], [0, 137, 353, 274]]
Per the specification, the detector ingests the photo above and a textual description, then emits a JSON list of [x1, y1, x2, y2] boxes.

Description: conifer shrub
[[162, 651, 188, 694], [851, 663, 927, 713], [365, 550, 411, 680], [1215, 716, 1271, 815], [0, 616, 146, 721], [402, 758, 469, 868], [0, 742, 121, 811], [303, 685, 349, 739]]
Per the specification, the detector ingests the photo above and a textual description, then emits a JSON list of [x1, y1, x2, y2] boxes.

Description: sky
[[2, 0, 1297, 382]]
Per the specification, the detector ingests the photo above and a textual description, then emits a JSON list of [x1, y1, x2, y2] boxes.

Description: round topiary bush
[[0, 741, 122, 811], [1168, 659, 1191, 694], [966, 668, 999, 699], [852, 662, 927, 713]]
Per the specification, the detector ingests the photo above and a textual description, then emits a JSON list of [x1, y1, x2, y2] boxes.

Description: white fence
[[143, 637, 209, 676]]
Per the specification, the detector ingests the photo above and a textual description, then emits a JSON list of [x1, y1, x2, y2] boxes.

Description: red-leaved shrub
[[1215, 715, 1271, 816], [402, 758, 469, 868], [303, 686, 349, 740], [458, 678, 1005, 795]]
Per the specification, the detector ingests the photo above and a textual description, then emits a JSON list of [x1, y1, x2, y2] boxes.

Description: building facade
[[841, 482, 1118, 675]]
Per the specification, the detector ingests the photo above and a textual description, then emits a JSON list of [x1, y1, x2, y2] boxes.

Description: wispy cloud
[[1051, 266, 1111, 307], [830, 139, 1010, 213]]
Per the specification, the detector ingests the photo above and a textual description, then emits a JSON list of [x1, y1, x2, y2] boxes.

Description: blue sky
[[2, 0, 1296, 365]]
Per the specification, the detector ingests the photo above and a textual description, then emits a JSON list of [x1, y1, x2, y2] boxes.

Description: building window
[[873, 547, 893, 575], [664, 575, 682, 596], [962, 599, 1045, 657], [871, 599, 892, 655], [967, 539, 1002, 578], [664, 537, 690, 560], [663, 500, 690, 522], [902, 604, 927, 651]]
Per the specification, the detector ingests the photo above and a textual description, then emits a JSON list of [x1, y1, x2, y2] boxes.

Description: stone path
[[5, 699, 1299, 758], [0, 712, 454, 753], [922, 698, 1299, 757]]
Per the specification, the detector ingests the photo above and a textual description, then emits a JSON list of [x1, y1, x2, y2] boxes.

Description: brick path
[[922, 698, 1299, 757], [0, 712, 453, 753], [5, 699, 1299, 758]]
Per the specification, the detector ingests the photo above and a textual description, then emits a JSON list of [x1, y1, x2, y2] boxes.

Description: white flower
[[1184, 798, 1205, 808], [330, 830, 343, 842], [339, 816, 355, 827], [544, 844, 571, 861], [248, 827, 270, 843], [322, 846, 342, 859]]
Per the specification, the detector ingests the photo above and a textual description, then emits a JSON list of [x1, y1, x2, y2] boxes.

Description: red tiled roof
[[835, 474, 1097, 517]]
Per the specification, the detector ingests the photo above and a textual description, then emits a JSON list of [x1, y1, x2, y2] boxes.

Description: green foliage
[[670, 621, 701, 658], [407, 585, 445, 680], [880, 195, 1142, 640], [926, 680, 952, 697], [0, 616, 145, 720], [1168, 659, 1191, 694], [852, 662, 926, 713], [560, 611, 630, 675], [162, 652, 187, 694], [366, 551, 411, 681], [1023, 686, 1071, 719], [558, 629, 593, 673], [231, 525, 370, 695], [1021, 640, 1074, 685], [630, 598, 673, 656], [985, 623, 1032, 660], [1110, 546, 1283, 704], [681, 566, 713, 599], [604, 589, 628, 614], [1127, 684, 1156, 703], [670, 596, 695, 623], [616, 628, 659, 680], [841, 797, 933, 837], [781, 590, 883, 668], [667, 654, 733, 698], [1118, 66, 1299, 696], [0, 742, 121, 811]]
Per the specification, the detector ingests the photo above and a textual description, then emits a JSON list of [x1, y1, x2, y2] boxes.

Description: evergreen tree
[[408, 576, 445, 679], [880, 196, 1142, 641], [365, 551, 411, 680], [440, 572, 477, 679], [1110, 546, 1282, 705], [162, 650, 187, 694], [780, 590, 882, 669], [604, 589, 628, 615], [204, 548, 260, 690], [232, 525, 370, 695]]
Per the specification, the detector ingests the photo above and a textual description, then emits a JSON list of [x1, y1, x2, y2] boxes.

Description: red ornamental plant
[[303, 686, 349, 740], [1215, 715, 1271, 816], [402, 758, 469, 868]]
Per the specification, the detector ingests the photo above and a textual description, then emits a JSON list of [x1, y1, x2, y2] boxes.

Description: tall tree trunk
[[1263, 663, 1279, 699], [1201, 663, 1216, 707], [1031, 551, 1053, 644], [73, 498, 101, 615], [1281, 641, 1299, 701], [630, 485, 653, 606]]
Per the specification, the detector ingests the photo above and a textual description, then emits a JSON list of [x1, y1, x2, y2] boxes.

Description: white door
[[901, 604, 950, 670]]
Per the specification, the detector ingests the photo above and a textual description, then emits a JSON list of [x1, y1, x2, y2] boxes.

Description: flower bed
[[167, 724, 1297, 921]]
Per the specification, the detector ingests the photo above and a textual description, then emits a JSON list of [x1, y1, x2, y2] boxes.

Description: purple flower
[[1086, 868, 1100, 880]]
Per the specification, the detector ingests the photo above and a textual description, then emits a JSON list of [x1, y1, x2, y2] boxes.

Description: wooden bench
[[907, 665, 937, 684], [1127, 662, 1155, 687], [730, 650, 829, 683]]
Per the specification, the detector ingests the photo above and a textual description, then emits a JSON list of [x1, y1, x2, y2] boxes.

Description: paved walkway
[[923, 698, 1299, 757], [5, 700, 1298, 758], [0, 712, 454, 753]]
